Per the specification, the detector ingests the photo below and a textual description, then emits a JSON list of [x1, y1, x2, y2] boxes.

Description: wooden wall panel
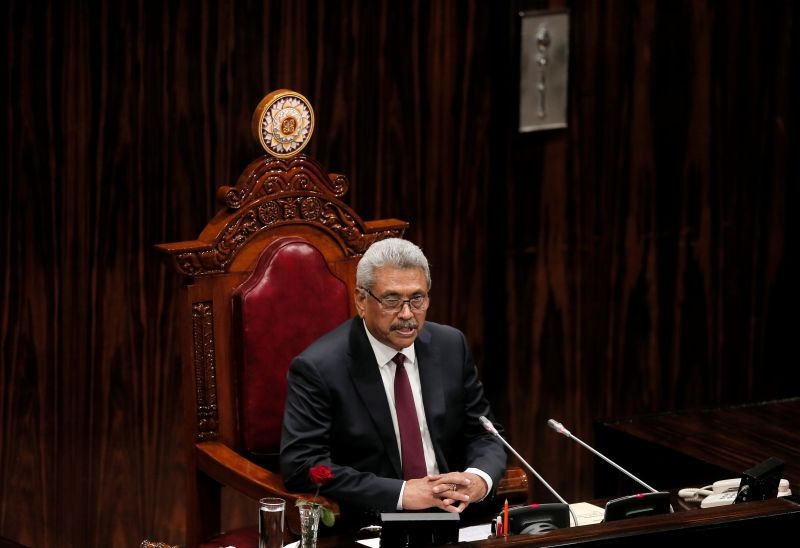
[[1, 0, 795, 545], [504, 0, 797, 502]]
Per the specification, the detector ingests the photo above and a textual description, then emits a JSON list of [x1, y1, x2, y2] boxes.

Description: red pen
[[503, 498, 509, 538]]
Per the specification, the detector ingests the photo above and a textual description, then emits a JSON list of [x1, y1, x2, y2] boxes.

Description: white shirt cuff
[[397, 481, 406, 510], [466, 467, 493, 501]]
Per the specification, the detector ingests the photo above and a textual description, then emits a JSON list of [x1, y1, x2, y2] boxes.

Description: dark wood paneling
[[593, 398, 800, 497], [504, 0, 797, 504], [1, 0, 795, 545]]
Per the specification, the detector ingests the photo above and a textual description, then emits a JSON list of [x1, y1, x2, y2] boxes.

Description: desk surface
[[595, 397, 800, 491], [472, 497, 800, 546], [318, 497, 800, 546], [306, 401, 800, 547]]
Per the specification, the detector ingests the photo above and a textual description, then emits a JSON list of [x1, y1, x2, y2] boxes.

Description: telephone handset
[[711, 478, 744, 493], [679, 478, 791, 508]]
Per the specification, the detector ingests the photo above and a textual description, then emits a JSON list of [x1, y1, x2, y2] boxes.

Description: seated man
[[280, 238, 506, 527]]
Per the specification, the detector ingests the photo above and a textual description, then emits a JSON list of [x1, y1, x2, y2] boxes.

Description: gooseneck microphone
[[479, 416, 578, 527], [547, 419, 672, 521], [546, 419, 658, 493]]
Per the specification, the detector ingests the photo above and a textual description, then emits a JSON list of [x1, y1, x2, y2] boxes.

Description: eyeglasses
[[360, 287, 429, 313]]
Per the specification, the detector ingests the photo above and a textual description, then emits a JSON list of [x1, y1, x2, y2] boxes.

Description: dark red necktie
[[392, 353, 427, 480]]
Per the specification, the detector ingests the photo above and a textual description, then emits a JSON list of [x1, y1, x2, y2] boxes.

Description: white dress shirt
[[361, 320, 492, 509]]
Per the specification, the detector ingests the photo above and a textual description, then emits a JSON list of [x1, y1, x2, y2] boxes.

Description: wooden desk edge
[[465, 497, 800, 546]]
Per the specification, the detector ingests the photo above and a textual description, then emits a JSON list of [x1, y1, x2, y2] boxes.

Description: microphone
[[547, 419, 672, 521], [479, 416, 579, 527], [546, 419, 658, 493]]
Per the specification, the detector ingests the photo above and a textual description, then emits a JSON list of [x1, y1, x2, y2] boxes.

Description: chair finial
[[251, 89, 315, 158]]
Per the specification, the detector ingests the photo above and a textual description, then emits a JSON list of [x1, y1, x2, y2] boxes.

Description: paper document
[[569, 501, 605, 526], [459, 523, 493, 542], [357, 523, 494, 544]]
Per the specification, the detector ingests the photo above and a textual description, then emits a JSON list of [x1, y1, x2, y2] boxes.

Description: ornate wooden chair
[[157, 90, 527, 548]]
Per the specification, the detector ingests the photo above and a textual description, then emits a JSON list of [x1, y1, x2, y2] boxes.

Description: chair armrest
[[196, 441, 340, 535], [496, 466, 530, 502]]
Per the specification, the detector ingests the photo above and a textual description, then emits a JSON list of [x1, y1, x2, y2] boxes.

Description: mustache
[[391, 319, 419, 331]]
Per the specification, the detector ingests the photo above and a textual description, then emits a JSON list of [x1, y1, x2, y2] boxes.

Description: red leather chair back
[[233, 236, 350, 456]]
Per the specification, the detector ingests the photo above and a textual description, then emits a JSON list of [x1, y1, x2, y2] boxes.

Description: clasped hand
[[402, 472, 487, 513]]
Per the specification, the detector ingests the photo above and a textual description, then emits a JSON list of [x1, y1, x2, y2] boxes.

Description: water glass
[[259, 497, 285, 548]]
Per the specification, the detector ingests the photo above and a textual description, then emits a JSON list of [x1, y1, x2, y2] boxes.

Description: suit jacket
[[280, 317, 507, 516]]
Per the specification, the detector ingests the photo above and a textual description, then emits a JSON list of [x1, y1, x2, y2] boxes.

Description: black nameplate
[[380, 512, 459, 547]]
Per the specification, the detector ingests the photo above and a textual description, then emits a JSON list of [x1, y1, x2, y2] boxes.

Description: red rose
[[309, 465, 334, 486]]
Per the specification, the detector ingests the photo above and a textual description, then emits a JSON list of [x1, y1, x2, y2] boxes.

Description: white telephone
[[679, 478, 792, 508]]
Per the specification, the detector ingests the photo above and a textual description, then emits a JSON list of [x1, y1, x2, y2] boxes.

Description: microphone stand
[[547, 419, 658, 493], [479, 416, 579, 527], [547, 419, 673, 521]]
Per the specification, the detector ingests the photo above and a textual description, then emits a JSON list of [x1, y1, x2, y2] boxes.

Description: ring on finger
[[451, 483, 457, 492]]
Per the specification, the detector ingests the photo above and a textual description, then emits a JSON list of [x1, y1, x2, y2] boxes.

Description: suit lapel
[[415, 326, 449, 472], [346, 318, 403, 478]]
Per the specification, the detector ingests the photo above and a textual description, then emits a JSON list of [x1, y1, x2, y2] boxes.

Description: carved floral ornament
[[169, 195, 405, 276], [219, 156, 349, 210], [251, 89, 315, 158]]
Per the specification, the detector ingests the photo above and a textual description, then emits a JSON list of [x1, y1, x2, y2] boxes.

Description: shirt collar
[[361, 318, 416, 367]]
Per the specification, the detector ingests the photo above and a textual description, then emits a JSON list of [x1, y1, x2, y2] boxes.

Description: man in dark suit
[[280, 238, 506, 521]]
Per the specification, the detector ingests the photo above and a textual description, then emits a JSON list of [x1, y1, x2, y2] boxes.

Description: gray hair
[[356, 238, 431, 291]]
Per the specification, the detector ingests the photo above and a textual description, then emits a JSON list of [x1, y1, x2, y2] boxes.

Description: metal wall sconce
[[519, 10, 570, 132]]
